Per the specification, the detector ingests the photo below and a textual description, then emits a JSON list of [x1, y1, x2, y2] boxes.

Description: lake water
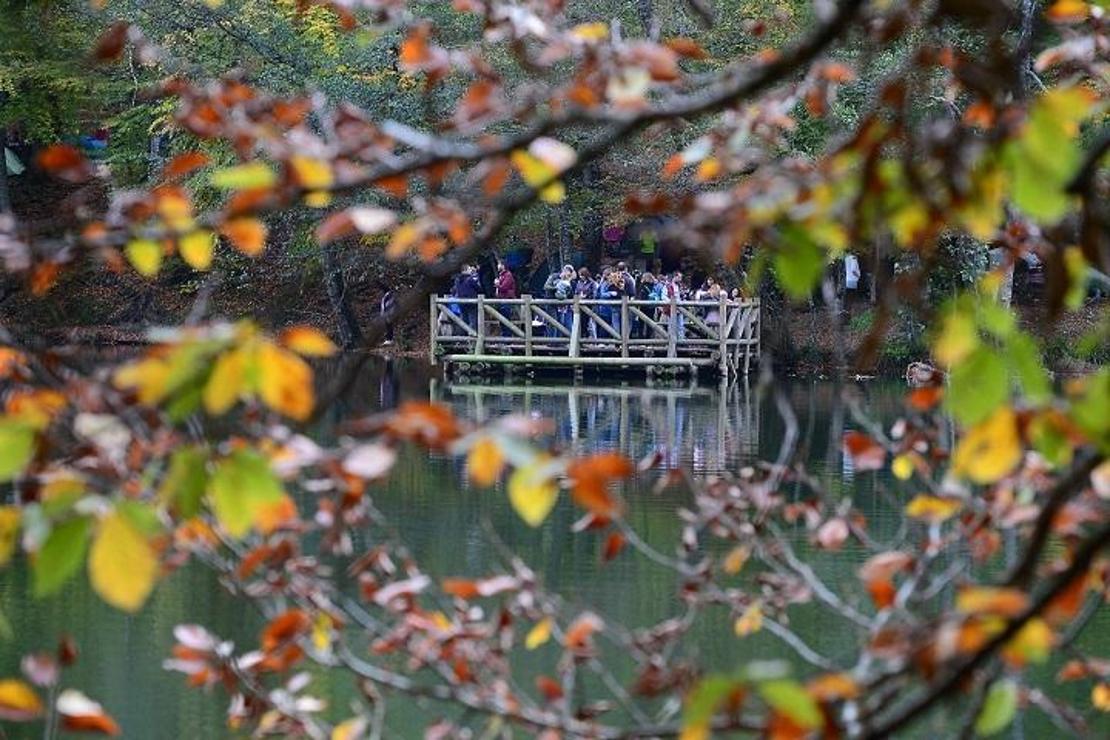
[[1, 359, 1106, 737]]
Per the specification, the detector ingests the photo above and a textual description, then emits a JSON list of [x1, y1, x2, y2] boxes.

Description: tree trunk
[[322, 242, 363, 348], [580, 162, 603, 269], [636, 0, 657, 39]]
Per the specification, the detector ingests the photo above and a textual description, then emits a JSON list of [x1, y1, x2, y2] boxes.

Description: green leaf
[[0, 419, 36, 482], [773, 225, 825, 300], [209, 161, 276, 190], [159, 446, 208, 519], [208, 449, 283, 538], [1070, 369, 1110, 445], [757, 679, 823, 730], [975, 679, 1018, 736], [1007, 332, 1050, 404], [683, 675, 736, 733], [33, 517, 91, 598], [947, 347, 1009, 426]]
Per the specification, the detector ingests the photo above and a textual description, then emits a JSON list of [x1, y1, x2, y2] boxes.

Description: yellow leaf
[[203, 348, 248, 416], [179, 230, 216, 270], [467, 437, 504, 487], [952, 407, 1023, 484], [312, 612, 333, 652], [332, 717, 368, 740], [957, 586, 1028, 617], [904, 495, 962, 523], [508, 462, 559, 527], [1002, 618, 1054, 667], [156, 191, 194, 232], [0, 506, 19, 566], [257, 342, 315, 421], [511, 149, 556, 189], [679, 723, 709, 740], [891, 453, 915, 481], [279, 326, 337, 357], [6, 389, 67, 429], [1092, 683, 1110, 712], [571, 22, 609, 41], [210, 161, 276, 190], [255, 494, 298, 534], [290, 156, 334, 190], [934, 311, 978, 367], [0, 678, 44, 719], [89, 511, 158, 612], [303, 190, 331, 208], [113, 356, 172, 405], [733, 601, 763, 637], [722, 545, 750, 575], [125, 239, 163, 277], [539, 181, 565, 204], [525, 617, 553, 650]]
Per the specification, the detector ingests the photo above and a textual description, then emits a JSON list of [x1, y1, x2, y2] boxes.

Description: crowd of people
[[440, 260, 745, 342]]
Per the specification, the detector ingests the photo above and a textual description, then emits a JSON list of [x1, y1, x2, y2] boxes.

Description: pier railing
[[429, 294, 760, 376]]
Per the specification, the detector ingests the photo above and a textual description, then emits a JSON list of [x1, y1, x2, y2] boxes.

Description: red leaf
[[37, 145, 92, 182], [535, 675, 564, 701], [602, 532, 626, 562], [842, 431, 885, 471], [93, 22, 129, 62]]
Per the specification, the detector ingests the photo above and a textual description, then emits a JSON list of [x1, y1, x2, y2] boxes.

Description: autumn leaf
[[1093, 683, 1110, 712], [525, 617, 553, 650], [289, 156, 333, 190], [125, 239, 163, 277], [88, 511, 158, 612], [279, 326, 337, 357], [208, 449, 285, 538], [934, 311, 978, 367], [56, 689, 120, 735], [163, 151, 210, 180], [179, 230, 216, 270], [904, 495, 962, 523], [563, 612, 603, 652], [0, 506, 19, 566], [956, 587, 1028, 617], [221, 217, 268, 256], [722, 545, 750, 575], [952, 407, 1023, 483], [567, 453, 632, 517], [0, 418, 37, 481], [508, 461, 559, 527], [466, 437, 504, 487], [210, 161, 276, 190], [842, 431, 885, 471], [203, 348, 249, 416], [733, 601, 763, 637], [257, 342, 315, 420], [0, 678, 44, 721]]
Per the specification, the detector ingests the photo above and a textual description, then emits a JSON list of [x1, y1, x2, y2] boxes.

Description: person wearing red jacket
[[495, 261, 518, 338]]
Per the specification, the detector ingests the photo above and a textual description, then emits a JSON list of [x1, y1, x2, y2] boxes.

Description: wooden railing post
[[667, 294, 678, 358], [523, 295, 533, 358], [620, 295, 629, 359], [569, 296, 581, 358], [429, 294, 438, 365], [718, 294, 728, 376], [475, 296, 485, 355]]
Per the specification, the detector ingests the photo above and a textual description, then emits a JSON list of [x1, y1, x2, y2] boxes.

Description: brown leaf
[[93, 22, 129, 62], [36, 145, 92, 183], [602, 532, 626, 562], [261, 609, 311, 651], [568, 453, 633, 518]]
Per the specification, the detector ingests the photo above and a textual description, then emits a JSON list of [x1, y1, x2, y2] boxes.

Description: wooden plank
[[579, 304, 620, 339], [475, 296, 485, 354], [677, 305, 717, 339], [718, 295, 728, 376], [569, 297, 581, 358], [523, 296, 533, 357], [530, 304, 571, 337], [621, 296, 629, 359], [439, 303, 477, 336], [628, 305, 667, 338], [483, 303, 525, 338], [667, 294, 678, 359]]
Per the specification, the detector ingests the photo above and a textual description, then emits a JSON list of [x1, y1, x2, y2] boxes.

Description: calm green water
[[1, 360, 1106, 737]]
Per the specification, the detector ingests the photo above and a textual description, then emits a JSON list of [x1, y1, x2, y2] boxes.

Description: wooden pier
[[429, 295, 760, 378]]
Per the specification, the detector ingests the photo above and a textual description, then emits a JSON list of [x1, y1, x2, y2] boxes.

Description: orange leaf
[[466, 437, 504, 487], [279, 326, 337, 357], [567, 453, 632, 518], [442, 579, 480, 599], [663, 37, 708, 59], [261, 609, 311, 651], [164, 151, 210, 180], [220, 218, 267, 256], [906, 386, 943, 411], [535, 675, 564, 701], [37, 145, 91, 182], [375, 174, 409, 199], [563, 612, 603, 652]]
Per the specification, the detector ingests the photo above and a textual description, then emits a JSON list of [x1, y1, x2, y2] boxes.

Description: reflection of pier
[[430, 379, 759, 473]]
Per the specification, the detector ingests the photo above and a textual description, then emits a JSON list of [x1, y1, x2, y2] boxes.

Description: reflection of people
[[453, 265, 481, 331], [380, 290, 395, 344], [380, 359, 398, 410], [844, 253, 861, 291]]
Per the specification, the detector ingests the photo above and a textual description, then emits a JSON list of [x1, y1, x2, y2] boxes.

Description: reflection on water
[[1, 358, 1105, 737]]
